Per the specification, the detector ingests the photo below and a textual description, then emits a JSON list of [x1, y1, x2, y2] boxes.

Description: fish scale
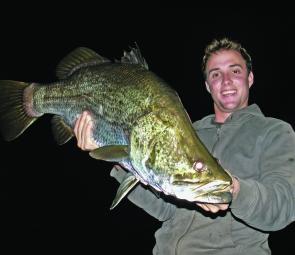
[[0, 46, 233, 209]]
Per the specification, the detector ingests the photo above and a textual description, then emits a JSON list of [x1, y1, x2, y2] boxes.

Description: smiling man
[[205, 42, 254, 122], [74, 38, 295, 254]]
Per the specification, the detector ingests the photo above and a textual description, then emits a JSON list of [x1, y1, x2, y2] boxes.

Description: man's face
[[205, 50, 254, 114]]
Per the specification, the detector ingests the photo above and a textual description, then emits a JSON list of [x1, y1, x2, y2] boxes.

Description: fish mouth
[[172, 180, 232, 203], [193, 185, 232, 203]]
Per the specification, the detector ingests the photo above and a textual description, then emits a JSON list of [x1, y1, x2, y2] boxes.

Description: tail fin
[[0, 80, 39, 141]]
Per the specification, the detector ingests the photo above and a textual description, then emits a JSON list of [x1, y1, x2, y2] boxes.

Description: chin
[[223, 98, 244, 108], [221, 104, 239, 112]]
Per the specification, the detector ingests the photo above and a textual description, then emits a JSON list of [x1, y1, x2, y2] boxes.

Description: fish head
[[148, 124, 233, 204], [130, 107, 233, 204], [168, 156, 233, 204]]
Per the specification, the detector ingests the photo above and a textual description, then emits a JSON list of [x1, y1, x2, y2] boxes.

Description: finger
[[85, 119, 92, 144], [74, 114, 83, 148], [81, 113, 90, 149], [207, 204, 219, 213], [78, 111, 88, 149], [74, 114, 81, 138], [196, 203, 209, 211], [199, 204, 219, 213], [208, 204, 229, 213], [84, 118, 96, 150], [218, 203, 229, 211]]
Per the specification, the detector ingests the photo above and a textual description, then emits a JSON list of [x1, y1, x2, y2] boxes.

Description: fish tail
[[0, 80, 42, 141]]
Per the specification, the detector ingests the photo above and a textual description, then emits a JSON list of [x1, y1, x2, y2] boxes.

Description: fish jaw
[[170, 177, 232, 203], [136, 166, 233, 204]]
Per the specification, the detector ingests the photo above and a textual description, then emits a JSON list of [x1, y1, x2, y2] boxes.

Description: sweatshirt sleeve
[[230, 122, 295, 231], [110, 166, 176, 221]]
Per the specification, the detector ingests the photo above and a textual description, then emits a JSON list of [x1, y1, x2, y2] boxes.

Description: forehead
[[206, 50, 246, 71]]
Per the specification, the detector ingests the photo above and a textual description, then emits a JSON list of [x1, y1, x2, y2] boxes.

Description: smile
[[221, 90, 236, 96]]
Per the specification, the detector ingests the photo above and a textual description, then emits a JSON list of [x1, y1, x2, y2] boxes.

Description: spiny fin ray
[[120, 43, 149, 70]]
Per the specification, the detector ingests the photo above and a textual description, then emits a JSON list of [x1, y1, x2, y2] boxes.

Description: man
[[74, 38, 295, 254]]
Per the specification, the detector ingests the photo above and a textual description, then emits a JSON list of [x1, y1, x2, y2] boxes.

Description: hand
[[74, 111, 98, 151], [196, 202, 230, 213], [196, 175, 240, 213]]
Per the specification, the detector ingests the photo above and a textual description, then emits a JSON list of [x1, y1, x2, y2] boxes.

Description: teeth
[[222, 90, 236, 96]]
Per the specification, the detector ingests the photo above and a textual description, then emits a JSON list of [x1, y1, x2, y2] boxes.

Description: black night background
[[0, 7, 294, 254]]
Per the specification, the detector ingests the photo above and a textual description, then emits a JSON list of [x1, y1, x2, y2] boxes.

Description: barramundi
[[0, 46, 232, 209]]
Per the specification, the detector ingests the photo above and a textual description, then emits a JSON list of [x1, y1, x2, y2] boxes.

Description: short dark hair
[[202, 38, 252, 78]]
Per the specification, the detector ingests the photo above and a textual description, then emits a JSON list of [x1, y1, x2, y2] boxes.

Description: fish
[[0, 45, 233, 209]]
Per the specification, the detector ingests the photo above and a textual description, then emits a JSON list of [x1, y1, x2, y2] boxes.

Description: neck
[[213, 104, 249, 123], [214, 109, 232, 123]]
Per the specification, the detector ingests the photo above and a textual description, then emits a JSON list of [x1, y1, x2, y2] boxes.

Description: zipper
[[174, 125, 221, 254], [175, 213, 196, 255], [211, 125, 221, 156]]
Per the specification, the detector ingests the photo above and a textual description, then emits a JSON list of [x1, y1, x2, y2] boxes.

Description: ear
[[205, 81, 211, 93], [248, 71, 254, 88]]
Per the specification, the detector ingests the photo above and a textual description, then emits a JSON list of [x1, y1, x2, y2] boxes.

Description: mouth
[[193, 180, 232, 203], [172, 180, 232, 203], [221, 90, 237, 97], [195, 190, 233, 204]]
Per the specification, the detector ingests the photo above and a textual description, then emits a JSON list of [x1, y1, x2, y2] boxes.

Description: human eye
[[232, 68, 242, 74], [210, 71, 220, 80]]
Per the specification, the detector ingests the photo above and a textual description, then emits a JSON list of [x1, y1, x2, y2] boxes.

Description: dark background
[[0, 7, 294, 254]]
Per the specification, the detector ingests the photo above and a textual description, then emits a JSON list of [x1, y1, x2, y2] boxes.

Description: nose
[[222, 72, 232, 86]]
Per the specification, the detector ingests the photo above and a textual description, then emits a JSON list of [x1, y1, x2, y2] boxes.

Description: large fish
[[0, 46, 232, 209]]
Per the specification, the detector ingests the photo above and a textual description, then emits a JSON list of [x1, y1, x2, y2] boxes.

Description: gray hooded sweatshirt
[[110, 104, 295, 254]]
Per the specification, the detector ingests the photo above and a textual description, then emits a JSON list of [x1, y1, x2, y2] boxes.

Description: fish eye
[[193, 160, 205, 172]]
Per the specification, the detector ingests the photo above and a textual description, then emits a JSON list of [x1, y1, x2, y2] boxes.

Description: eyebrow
[[229, 64, 243, 69], [208, 64, 243, 76], [208, 68, 219, 76]]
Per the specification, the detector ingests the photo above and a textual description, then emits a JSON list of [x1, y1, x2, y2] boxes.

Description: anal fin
[[51, 115, 74, 145]]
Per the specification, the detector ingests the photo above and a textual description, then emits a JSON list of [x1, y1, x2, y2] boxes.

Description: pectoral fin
[[110, 174, 139, 210], [89, 145, 129, 162]]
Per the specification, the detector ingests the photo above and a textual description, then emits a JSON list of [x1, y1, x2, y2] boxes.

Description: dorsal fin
[[120, 43, 149, 70], [56, 47, 111, 79], [51, 115, 74, 145]]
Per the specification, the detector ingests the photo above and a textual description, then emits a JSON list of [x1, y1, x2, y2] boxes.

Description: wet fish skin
[[0, 46, 232, 208]]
